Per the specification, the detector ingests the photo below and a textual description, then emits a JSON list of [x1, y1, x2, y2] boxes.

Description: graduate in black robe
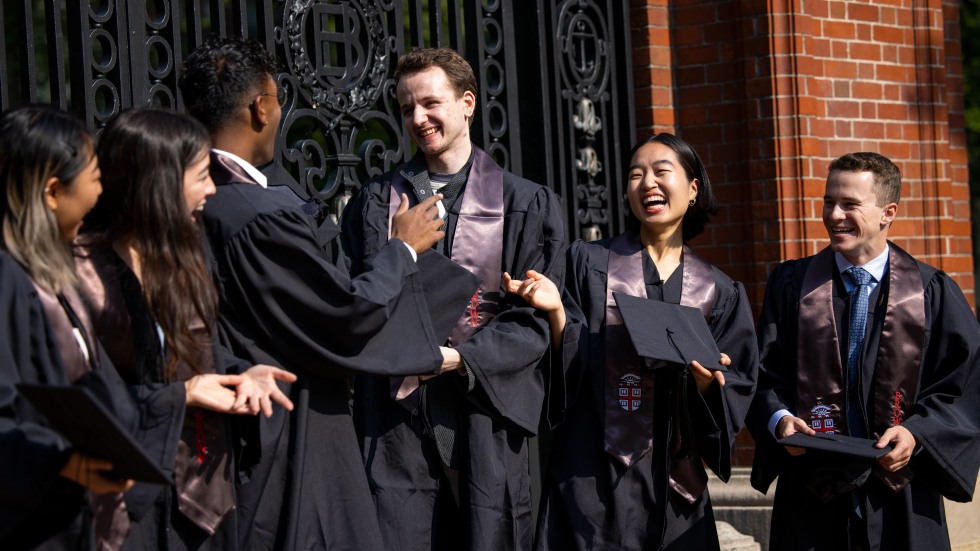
[[75, 108, 296, 550], [747, 152, 980, 550], [508, 134, 757, 550], [341, 48, 566, 550], [180, 38, 449, 550], [0, 106, 136, 550]]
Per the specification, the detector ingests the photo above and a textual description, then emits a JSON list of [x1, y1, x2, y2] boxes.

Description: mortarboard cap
[[778, 431, 892, 460], [416, 250, 481, 343], [612, 292, 726, 372], [18, 384, 169, 484]]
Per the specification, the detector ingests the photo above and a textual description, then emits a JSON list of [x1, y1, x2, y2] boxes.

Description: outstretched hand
[[185, 373, 248, 413], [503, 270, 562, 313], [232, 365, 298, 417], [391, 193, 446, 253], [503, 270, 567, 348]]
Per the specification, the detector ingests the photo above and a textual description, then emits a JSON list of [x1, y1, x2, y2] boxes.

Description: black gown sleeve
[[747, 260, 806, 492], [544, 240, 591, 428], [902, 271, 980, 502], [343, 179, 567, 434], [214, 201, 442, 378], [0, 259, 73, 523], [688, 276, 759, 481], [454, 185, 566, 434]]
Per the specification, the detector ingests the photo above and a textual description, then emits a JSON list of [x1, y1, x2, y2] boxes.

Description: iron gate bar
[[0, 0, 635, 243], [44, 0, 68, 110], [16, 0, 39, 105]]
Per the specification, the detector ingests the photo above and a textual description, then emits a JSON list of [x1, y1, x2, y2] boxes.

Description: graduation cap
[[18, 384, 169, 484], [416, 250, 481, 343], [779, 431, 892, 460], [612, 292, 726, 372]]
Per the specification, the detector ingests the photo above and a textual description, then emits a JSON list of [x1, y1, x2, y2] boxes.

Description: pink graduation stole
[[796, 244, 924, 491], [603, 232, 716, 503], [386, 149, 505, 410]]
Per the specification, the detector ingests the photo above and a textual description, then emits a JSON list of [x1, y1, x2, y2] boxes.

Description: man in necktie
[[747, 152, 980, 550], [844, 265, 872, 438]]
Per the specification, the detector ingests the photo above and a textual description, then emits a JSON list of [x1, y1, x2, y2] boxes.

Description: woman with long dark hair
[[508, 133, 758, 549], [75, 108, 295, 549], [0, 105, 135, 549]]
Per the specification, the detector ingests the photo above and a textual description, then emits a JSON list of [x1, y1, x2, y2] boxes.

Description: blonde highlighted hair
[[0, 105, 93, 294]]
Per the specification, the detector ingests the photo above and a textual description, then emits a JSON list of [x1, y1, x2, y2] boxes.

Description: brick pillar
[[630, 0, 976, 469], [630, 0, 974, 308], [631, 0, 677, 135]]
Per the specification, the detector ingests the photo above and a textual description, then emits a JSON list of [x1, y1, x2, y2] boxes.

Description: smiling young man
[[341, 47, 566, 550], [747, 152, 980, 550]]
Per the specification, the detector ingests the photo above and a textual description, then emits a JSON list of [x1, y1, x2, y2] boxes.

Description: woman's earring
[[689, 198, 696, 207]]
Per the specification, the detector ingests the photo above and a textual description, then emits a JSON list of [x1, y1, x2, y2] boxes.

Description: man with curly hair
[[180, 37, 452, 550]]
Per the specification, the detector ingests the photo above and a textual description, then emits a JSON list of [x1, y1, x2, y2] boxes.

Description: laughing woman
[[508, 133, 759, 550], [75, 108, 295, 550], [0, 105, 136, 549]]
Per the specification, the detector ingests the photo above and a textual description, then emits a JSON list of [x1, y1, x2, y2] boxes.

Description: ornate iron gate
[[1, 0, 634, 240]]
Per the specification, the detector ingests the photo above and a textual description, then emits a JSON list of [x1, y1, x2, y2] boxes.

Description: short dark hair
[[179, 37, 278, 133], [828, 152, 901, 206], [624, 133, 718, 241], [395, 47, 477, 99]]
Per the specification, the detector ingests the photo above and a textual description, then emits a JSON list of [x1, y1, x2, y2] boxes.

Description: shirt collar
[[211, 148, 268, 188], [835, 245, 889, 284]]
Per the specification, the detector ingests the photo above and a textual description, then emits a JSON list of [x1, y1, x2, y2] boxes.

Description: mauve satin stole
[[796, 244, 924, 491], [386, 149, 504, 410], [603, 233, 715, 503], [74, 246, 234, 535], [31, 282, 131, 550]]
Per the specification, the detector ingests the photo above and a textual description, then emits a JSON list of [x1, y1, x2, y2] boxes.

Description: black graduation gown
[[534, 237, 759, 551], [748, 255, 980, 551], [0, 251, 136, 550], [73, 243, 249, 551], [340, 153, 566, 550], [200, 156, 445, 550]]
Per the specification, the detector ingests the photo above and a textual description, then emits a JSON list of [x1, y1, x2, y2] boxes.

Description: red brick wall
[[630, 0, 975, 466], [630, 0, 976, 310]]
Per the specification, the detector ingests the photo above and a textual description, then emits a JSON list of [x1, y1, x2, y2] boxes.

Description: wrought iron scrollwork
[[277, 0, 404, 204], [557, 0, 611, 240]]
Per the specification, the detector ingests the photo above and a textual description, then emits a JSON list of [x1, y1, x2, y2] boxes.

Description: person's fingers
[[687, 360, 711, 378], [86, 456, 115, 472], [785, 446, 807, 457], [270, 388, 294, 411], [503, 272, 524, 294], [798, 419, 817, 436], [213, 374, 244, 387], [232, 388, 249, 411], [713, 370, 726, 387], [260, 395, 273, 418], [271, 368, 298, 383], [519, 279, 537, 297], [395, 193, 410, 215]]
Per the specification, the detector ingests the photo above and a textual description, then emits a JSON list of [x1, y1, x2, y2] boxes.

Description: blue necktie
[[844, 266, 873, 437]]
